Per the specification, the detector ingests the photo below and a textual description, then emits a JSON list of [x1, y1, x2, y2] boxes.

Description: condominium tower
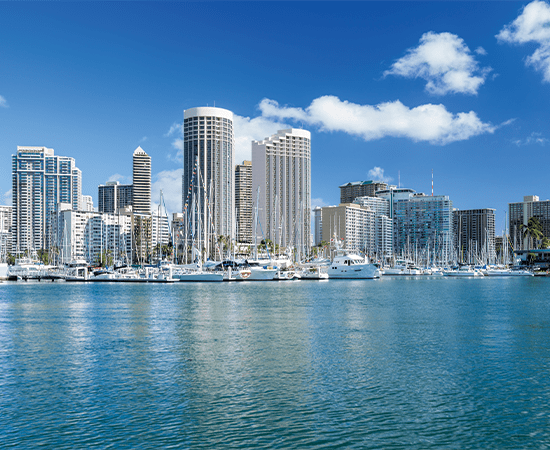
[[393, 194, 454, 264], [235, 160, 252, 243], [12, 146, 82, 253], [453, 208, 496, 264], [98, 181, 133, 213], [340, 180, 390, 204], [132, 146, 151, 214], [252, 129, 311, 254], [182, 107, 235, 246], [509, 195, 550, 250]]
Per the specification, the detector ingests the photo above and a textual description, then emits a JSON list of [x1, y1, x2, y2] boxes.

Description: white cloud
[[107, 173, 131, 184], [233, 114, 289, 163], [367, 167, 393, 183], [3, 188, 12, 205], [497, 0, 550, 82], [311, 198, 329, 208], [165, 122, 182, 137], [139, 136, 147, 143], [259, 96, 496, 145], [384, 32, 490, 95], [151, 168, 183, 215], [513, 131, 549, 146], [0, 95, 8, 108]]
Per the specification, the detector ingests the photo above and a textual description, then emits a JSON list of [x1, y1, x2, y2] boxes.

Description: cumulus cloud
[[367, 167, 393, 183], [513, 132, 549, 146], [233, 114, 289, 163], [311, 198, 329, 208], [107, 173, 131, 184], [497, 0, 550, 82], [0, 95, 8, 108], [151, 168, 183, 215], [259, 96, 496, 145], [384, 32, 490, 95], [3, 188, 12, 205]]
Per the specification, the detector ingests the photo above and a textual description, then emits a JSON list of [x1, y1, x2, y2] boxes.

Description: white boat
[[8, 258, 52, 280], [176, 269, 223, 282], [299, 265, 329, 280], [236, 263, 277, 281], [383, 260, 423, 276], [0, 262, 8, 281], [327, 251, 379, 279], [485, 268, 534, 277], [443, 266, 484, 277], [274, 270, 298, 281]]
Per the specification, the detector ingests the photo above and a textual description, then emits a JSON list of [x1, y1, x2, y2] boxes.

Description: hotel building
[[132, 146, 151, 214], [252, 128, 311, 254], [182, 107, 234, 248], [235, 160, 253, 243]]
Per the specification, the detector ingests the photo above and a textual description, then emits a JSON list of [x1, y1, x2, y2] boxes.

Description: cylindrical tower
[[182, 107, 235, 253]]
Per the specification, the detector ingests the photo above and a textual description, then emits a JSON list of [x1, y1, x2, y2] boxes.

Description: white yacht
[[485, 267, 534, 277], [327, 251, 379, 279], [443, 266, 484, 277], [383, 260, 423, 276], [298, 265, 329, 280], [235, 263, 277, 281], [7, 258, 51, 280]]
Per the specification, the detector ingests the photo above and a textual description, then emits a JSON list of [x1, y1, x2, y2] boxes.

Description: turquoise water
[[1, 277, 550, 449]]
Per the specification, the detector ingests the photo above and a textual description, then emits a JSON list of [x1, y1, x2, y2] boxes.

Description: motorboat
[[485, 267, 534, 277], [383, 260, 423, 276], [298, 265, 329, 280], [443, 266, 484, 277], [327, 250, 379, 279]]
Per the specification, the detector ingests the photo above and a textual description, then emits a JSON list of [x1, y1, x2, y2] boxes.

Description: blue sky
[[1, 1, 550, 233]]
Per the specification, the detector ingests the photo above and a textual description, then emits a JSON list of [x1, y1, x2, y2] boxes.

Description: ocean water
[[1, 277, 550, 449]]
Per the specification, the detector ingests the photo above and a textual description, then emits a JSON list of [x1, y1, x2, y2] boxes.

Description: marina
[[1, 277, 550, 449]]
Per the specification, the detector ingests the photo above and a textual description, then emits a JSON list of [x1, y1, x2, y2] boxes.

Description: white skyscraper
[[252, 129, 311, 255], [132, 146, 151, 214], [12, 146, 82, 254], [182, 107, 234, 251]]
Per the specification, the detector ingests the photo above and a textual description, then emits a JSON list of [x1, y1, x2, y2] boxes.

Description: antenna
[[431, 169, 433, 196], [398, 170, 400, 188]]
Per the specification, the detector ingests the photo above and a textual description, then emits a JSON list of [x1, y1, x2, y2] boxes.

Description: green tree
[[521, 217, 543, 249], [541, 237, 550, 249]]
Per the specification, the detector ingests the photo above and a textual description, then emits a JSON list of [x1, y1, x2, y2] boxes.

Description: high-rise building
[[132, 146, 151, 214], [0, 205, 12, 257], [453, 209, 496, 264], [339, 180, 392, 204], [54, 205, 133, 265], [354, 196, 393, 259], [321, 203, 374, 253], [235, 160, 252, 243], [12, 146, 82, 254], [82, 195, 94, 212], [509, 195, 550, 250], [252, 129, 311, 254], [393, 194, 454, 264], [182, 107, 234, 249], [98, 181, 133, 213], [313, 206, 322, 246]]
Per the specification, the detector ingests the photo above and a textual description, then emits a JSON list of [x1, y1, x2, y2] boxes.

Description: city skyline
[[1, 1, 550, 230]]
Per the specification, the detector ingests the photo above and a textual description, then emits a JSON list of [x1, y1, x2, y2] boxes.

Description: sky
[[1, 1, 550, 233]]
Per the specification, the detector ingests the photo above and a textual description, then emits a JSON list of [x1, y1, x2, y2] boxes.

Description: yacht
[[327, 251, 379, 279], [298, 265, 329, 280], [485, 267, 534, 277], [443, 266, 484, 277], [383, 260, 423, 276]]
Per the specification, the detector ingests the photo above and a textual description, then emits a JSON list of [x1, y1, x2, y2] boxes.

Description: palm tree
[[521, 217, 543, 249]]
